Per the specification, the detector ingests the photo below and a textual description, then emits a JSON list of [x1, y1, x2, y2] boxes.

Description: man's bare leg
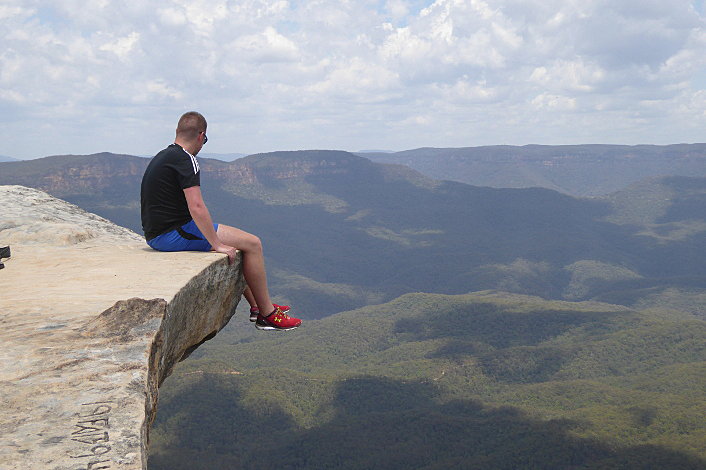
[[243, 285, 256, 309], [216, 224, 275, 315]]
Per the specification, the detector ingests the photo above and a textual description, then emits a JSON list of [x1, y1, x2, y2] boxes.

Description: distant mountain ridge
[[198, 152, 248, 162], [2, 150, 705, 319], [360, 144, 706, 196]]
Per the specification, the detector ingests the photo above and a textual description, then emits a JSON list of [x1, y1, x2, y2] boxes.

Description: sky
[[2, 0, 706, 159]]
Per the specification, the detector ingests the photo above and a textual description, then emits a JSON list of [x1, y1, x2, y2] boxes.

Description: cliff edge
[[0, 185, 245, 469]]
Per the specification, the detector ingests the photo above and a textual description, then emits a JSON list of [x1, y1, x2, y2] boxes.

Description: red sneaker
[[255, 306, 302, 331], [250, 304, 290, 322]]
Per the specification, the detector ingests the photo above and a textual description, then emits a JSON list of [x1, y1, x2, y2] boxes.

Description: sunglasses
[[202, 132, 208, 144]]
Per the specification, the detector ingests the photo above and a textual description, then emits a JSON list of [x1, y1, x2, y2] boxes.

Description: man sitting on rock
[[140, 111, 301, 331]]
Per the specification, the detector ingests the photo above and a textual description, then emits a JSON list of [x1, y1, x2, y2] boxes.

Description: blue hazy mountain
[[1, 149, 705, 319], [360, 144, 706, 196], [198, 152, 248, 161]]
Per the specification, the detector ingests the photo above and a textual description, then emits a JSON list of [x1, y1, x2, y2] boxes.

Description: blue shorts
[[147, 220, 219, 252]]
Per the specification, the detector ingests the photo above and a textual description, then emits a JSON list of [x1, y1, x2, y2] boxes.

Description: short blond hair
[[176, 111, 207, 141]]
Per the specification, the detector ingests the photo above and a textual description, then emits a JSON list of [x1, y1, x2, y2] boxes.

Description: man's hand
[[213, 244, 237, 265], [184, 186, 235, 263]]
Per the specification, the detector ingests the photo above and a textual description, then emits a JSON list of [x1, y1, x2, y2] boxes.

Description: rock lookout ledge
[[0, 185, 245, 469]]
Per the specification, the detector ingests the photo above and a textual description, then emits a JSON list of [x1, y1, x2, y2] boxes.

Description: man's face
[[195, 129, 208, 155]]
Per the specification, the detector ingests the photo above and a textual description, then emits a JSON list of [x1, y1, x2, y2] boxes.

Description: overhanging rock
[[0, 185, 246, 469]]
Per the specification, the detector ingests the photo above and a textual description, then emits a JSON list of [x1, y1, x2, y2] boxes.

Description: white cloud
[[157, 7, 187, 26], [529, 60, 606, 93], [99, 32, 140, 60], [532, 93, 578, 111], [230, 27, 299, 63], [135, 80, 184, 102], [0, 4, 32, 21], [433, 77, 499, 104], [385, 0, 410, 21], [309, 57, 401, 102], [0, 0, 705, 158]]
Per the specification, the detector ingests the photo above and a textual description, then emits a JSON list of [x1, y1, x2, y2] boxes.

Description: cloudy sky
[[2, 0, 706, 159]]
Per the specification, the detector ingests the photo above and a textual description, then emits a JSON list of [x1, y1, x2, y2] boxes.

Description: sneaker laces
[[275, 308, 290, 319]]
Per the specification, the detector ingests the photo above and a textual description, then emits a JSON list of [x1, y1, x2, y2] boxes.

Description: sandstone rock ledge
[[0, 186, 246, 469]]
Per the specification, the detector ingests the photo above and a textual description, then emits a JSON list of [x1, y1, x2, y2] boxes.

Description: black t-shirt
[[141, 144, 201, 240]]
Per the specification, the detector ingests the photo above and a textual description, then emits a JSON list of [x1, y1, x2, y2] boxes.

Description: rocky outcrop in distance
[[0, 185, 245, 469]]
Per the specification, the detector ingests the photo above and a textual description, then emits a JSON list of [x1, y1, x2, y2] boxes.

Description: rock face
[[0, 185, 245, 469]]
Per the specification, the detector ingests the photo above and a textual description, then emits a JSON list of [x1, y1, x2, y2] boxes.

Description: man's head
[[175, 111, 208, 155]]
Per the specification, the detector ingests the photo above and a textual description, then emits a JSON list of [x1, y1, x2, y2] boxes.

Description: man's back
[[141, 144, 200, 240]]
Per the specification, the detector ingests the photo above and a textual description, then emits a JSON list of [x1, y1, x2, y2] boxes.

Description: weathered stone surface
[[0, 185, 245, 469]]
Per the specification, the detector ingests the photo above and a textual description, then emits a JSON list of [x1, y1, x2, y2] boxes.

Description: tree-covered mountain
[[360, 144, 706, 196], [1, 150, 705, 318], [148, 292, 706, 470], [2, 149, 705, 469], [0, 154, 18, 162]]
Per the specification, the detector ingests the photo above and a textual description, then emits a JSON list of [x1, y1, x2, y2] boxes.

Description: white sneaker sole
[[254, 323, 299, 331]]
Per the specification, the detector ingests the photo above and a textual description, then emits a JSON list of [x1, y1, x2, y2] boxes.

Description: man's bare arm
[[183, 186, 236, 262]]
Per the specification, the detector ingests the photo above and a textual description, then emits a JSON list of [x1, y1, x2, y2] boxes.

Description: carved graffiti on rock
[[68, 402, 115, 469]]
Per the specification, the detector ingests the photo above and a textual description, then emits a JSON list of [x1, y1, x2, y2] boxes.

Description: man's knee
[[244, 234, 263, 252], [217, 224, 263, 252]]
